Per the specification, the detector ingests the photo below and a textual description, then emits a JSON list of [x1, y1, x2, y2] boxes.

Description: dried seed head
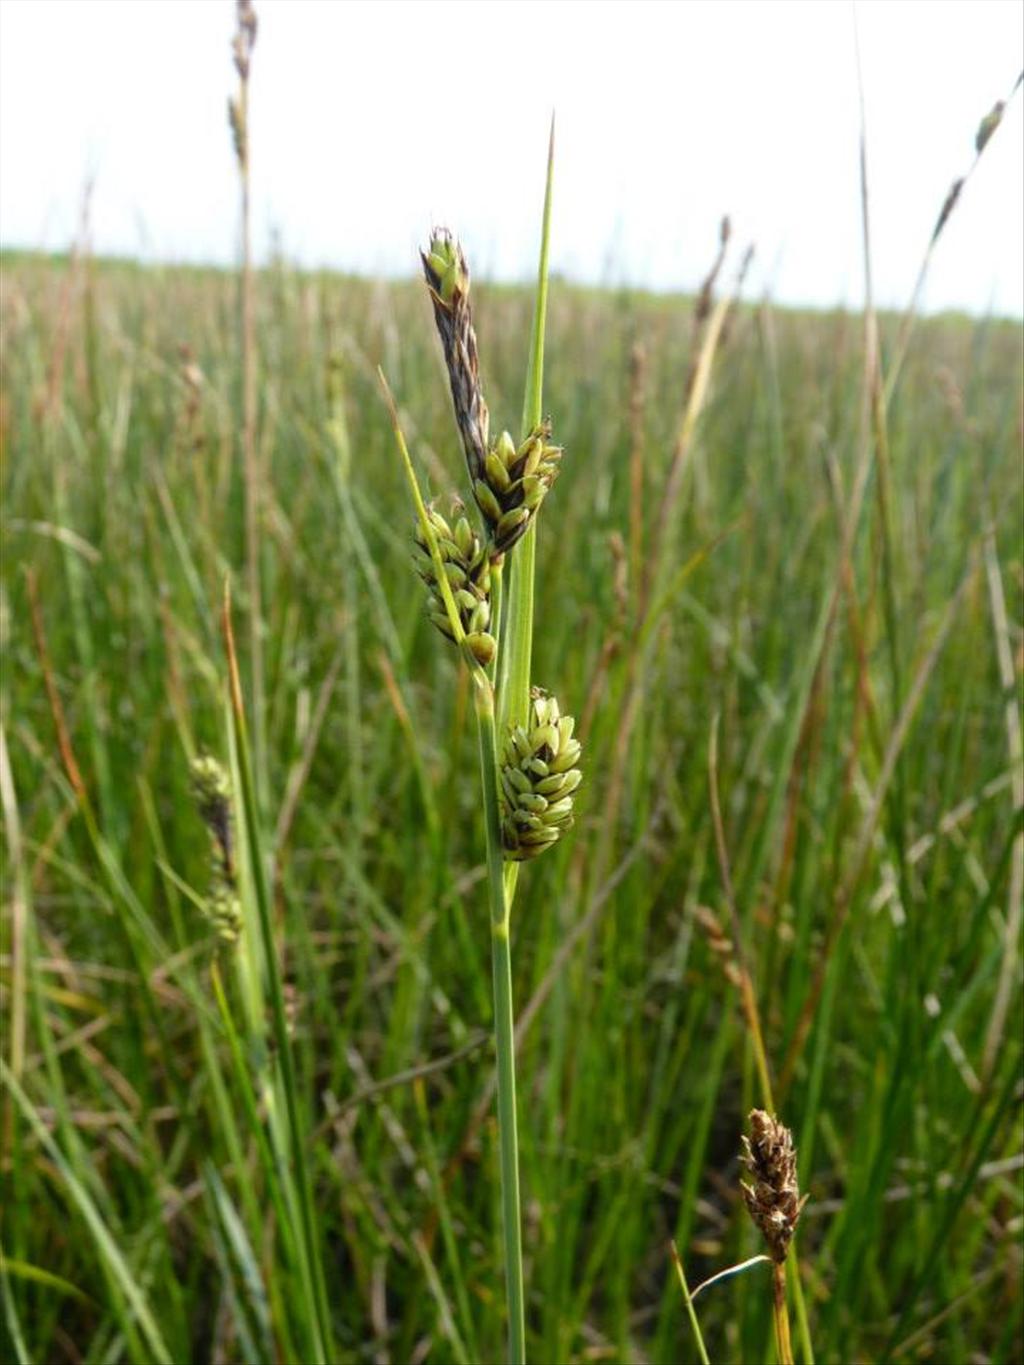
[[421, 230, 490, 487], [693, 905, 742, 987], [190, 755, 241, 945], [694, 215, 731, 327], [229, 2, 257, 167], [740, 1110, 806, 1263], [414, 497, 496, 665], [500, 690, 582, 862], [232, 0, 258, 80]]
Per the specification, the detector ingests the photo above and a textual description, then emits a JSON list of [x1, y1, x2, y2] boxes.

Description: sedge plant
[[379, 129, 577, 1365]]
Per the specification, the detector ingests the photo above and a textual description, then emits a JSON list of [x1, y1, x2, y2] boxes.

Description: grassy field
[[1, 235, 1022, 1365]]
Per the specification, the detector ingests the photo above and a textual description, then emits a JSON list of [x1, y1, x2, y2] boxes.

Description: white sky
[[1, 0, 1022, 314]]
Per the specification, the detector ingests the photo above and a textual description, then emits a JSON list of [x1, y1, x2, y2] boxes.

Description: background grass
[[1, 244, 1022, 1364]]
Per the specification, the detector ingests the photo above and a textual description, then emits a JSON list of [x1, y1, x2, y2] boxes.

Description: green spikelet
[[414, 497, 496, 666], [205, 881, 243, 945], [499, 690, 582, 861], [487, 421, 563, 554], [189, 755, 242, 945]]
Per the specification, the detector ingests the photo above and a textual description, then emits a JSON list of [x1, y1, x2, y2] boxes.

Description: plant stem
[[491, 920, 526, 1364], [788, 1256, 813, 1365], [773, 1262, 794, 1365], [474, 676, 526, 1364]]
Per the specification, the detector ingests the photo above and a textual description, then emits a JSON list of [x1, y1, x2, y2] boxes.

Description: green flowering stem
[[388, 125, 556, 1359], [501, 115, 555, 743], [380, 370, 526, 1362]]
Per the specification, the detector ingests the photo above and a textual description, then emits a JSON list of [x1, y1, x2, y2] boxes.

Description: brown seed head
[[233, 0, 258, 80], [740, 1109, 805, 1263]]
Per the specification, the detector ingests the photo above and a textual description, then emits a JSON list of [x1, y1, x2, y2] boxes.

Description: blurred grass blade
[[222, 585, 334, 1364], [1, 1061, 172, 1365], [204, 1164, 274, 1364], [0, 1255, 94, 1308]]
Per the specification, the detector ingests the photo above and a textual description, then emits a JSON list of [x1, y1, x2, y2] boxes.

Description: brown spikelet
[[228, 2, 258, 168], [932, 177, 964, 243], [693, 905, 742, 987], [175, 344, 206, 459], [421, 230, 490, 486], [694, 215, 731, 327], [233, 0, 258, 80], [740, 1110, 806, 1263]]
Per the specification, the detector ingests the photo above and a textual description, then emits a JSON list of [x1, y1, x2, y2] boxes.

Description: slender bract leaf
[[502, 117, 556, 741]]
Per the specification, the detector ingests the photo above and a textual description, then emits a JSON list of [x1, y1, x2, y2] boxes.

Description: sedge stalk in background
[[227, 0, 265, 802]]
